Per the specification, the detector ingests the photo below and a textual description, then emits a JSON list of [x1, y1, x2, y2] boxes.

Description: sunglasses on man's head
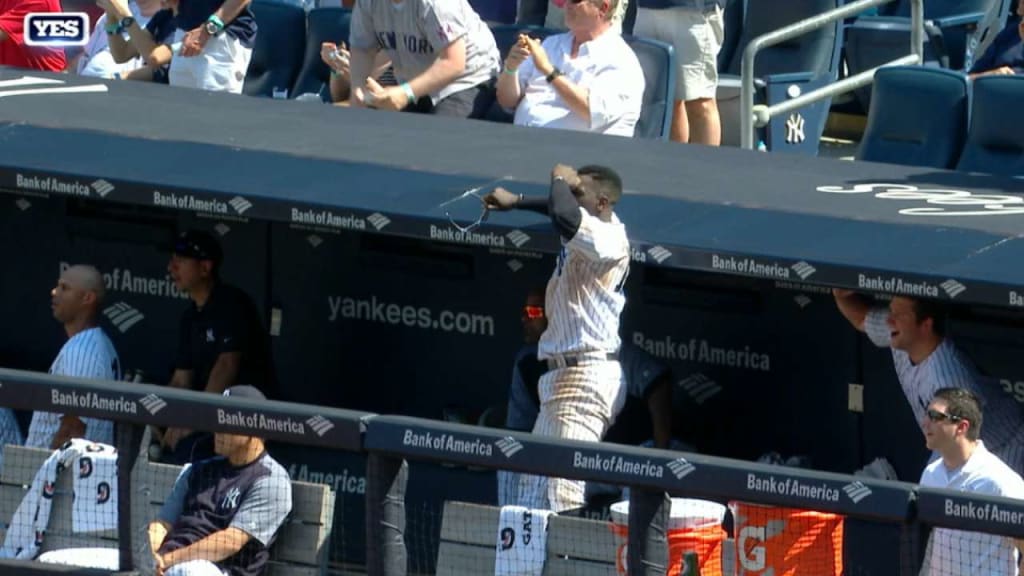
[[523, 305, 545, 319], [926, 408, 963, 423]]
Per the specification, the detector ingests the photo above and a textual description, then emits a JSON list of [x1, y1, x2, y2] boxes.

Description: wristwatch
[[545, 68, 564, 84], [117, 16, 135, 33], [204, 15, 225, 36]]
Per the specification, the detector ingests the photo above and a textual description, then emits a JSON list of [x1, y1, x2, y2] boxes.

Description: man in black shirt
[[161, 230, 272, 463], [149, 386, 292, 576]]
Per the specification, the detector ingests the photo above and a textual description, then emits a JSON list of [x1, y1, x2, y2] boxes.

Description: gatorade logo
[[738, 525, 766, 571]]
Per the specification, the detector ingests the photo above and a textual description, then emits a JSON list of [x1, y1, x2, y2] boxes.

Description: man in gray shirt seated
[[147, 386, 292, 576]]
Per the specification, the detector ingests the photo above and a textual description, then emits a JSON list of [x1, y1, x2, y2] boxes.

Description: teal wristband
[[207, 14, 225, 30], [104, 21, 120, 35], [400, 82, 416, 105], [502, 67, 517, 76]]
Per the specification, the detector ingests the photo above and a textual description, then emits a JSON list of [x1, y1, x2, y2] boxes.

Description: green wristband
[[401, 82, 416, 105]]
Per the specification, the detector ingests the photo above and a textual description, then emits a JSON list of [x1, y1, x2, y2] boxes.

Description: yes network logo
[[25, 13, 89, 47]]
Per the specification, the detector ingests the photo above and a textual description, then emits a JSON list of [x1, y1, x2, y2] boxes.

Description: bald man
[[24, 265, 122, 449]]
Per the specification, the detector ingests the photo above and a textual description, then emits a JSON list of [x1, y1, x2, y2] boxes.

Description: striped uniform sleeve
[[567, 209, 629, 262], [863, 307, 893, 348]]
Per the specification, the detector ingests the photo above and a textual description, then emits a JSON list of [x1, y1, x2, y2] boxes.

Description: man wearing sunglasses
[[485, 163, 630, 512], [833, 290, 1024, 475], [496, 0, 645, 137], [919, 388, 1024, 574]]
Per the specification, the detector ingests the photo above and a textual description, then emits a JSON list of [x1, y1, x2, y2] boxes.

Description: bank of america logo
[[90, 179, 114, 197], [843, 481, 872, 503], [791, 261, 816, 280], [139, 394, 167, 415], [794, 294, 812, 309], [306, 415, 334, 437], [507, 259, 523, 272], [667, 458, 695, 480], [506, 230, 531, 248], [678, 373, 721, 405], [15, 198, 30, 211], [214, 223, 230, 237], [940, 279, 966, 299], [307, 234, 323, 248], [495, 436, 523, 458], [228, 196, 252, 215], [647, 246, 672, 264], [368, 213, 390, 231], [103, 302, 144, 333]]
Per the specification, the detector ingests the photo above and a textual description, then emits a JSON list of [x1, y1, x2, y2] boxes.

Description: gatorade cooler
[[730, 502, 844, 576], [610, 498, 727, 576]]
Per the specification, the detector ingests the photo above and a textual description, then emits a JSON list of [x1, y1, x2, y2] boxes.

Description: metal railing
[[740, 0, 925, 149]]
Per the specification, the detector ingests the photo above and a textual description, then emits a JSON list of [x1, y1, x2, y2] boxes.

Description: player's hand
[[551, 164, 581, 189], [522, 36, 553, 76], [483, 187, 519, 211], [179, 26, 209, 57], [832, 288, 855, 298], [503, 35, 530, 72], [986, 65, 1015, 76], [321, 41, 351, 76], [363, 77, 407, 111]]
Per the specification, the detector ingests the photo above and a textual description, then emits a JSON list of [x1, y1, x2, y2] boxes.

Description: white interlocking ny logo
[[666, 458, 695, 480], [367, 213, 391, 231], [139, 394, 167, 415], [647, 246, 672, 264], [103, 302, 144, 333], [0, 75, 107, 99], [306, 415, 334, 437], [785, 113, 806, 144], [495, 436, 524, 458], [843, 481, 872, 503], [90, 179, 114, 197], [940, 279, 967, 299], [790, 261, 816, 280], [506, 230, 530, 248], [228, 196, 252, 215]]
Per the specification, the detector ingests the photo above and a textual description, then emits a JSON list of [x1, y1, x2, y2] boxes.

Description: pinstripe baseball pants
[[518, 361, 625, 512]]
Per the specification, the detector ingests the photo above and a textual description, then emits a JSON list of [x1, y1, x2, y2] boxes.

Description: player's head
[[565, 0, 619, 29], [215, 386, 267, 458], [168, 230, 222, 294], [886, 296, 946, 351], [924, 388, 982, 452], [522, 287, 548, 344], [573, 165, 622, 218], [51, 264, 105, 326]]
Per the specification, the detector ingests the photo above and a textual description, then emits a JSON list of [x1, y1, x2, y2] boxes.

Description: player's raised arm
[[832, 288, 870, 332], [483, 165, 584, 241]]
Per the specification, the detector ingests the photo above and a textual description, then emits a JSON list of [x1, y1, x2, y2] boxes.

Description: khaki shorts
[[634, 5, 724, 101]]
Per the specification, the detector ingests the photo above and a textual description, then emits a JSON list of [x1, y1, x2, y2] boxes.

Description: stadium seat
[[855, 66, 968, 169], [470, 0, 516, 24], [291, 7, 352, 101], [955, 75, 1024, 176], [846, 0, 1012, 111], [624, 36, 676, 140], [716, 0, 842, 153], [243, 0, 308, 99]]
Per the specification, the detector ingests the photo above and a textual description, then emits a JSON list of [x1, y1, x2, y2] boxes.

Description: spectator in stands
[[0, 0, 66, 71], [98, 0, 180, 84], [149, 386, 292, 576], [348, 0, 501, 118], [497, 288, 674, 506], [633, 0, 724, 145], [833, 290, 1024, 474], [968, 1, 1024, 79], [918, 388, 1024, 574], [75, 0, 160, 79], [319, 40, 394, 104], [25, 265, 122, 450], [161, 231, 274, 464], [517, 0, 633, 36], [496, 0, 645, 137]]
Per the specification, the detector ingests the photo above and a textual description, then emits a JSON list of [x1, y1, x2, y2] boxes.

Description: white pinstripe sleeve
[[567, 209, 629, 262], [863, 307, 893, 348]]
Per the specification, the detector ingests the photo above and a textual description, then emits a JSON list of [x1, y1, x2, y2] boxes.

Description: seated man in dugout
[[148, 386, 292, 576]]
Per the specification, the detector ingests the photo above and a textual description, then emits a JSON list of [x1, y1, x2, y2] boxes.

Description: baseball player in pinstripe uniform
[[24, 265, 121, 449], [485, 163, 630, 511], [834, 290, 1024, 474]]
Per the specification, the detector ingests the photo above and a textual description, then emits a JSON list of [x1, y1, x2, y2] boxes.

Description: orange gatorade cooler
[[610, 498, 727, 576], [730, 502, 844, 576]]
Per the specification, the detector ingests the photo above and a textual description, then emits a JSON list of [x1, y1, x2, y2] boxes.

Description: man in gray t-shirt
[[348, 0, 500, 118], [148, 386, 292, 576]]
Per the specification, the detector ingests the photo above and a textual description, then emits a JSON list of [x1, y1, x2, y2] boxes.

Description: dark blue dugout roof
[[1, 67, 1023, 308]]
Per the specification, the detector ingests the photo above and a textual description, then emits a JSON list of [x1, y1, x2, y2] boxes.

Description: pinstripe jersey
[[25, 327, 121, 449], [865, 308, 1024, 472], [538, 208, 630, 359]]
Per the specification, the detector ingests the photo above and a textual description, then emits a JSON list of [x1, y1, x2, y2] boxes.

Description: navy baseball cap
[[173, 230, 222, 264], [223, 385, 266, 401]]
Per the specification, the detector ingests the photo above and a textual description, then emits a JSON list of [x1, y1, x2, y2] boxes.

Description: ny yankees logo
[[221, 487, 241, 510], [0, 75, 108, 99]]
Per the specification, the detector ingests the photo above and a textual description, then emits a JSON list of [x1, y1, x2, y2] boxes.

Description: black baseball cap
[[223, 385, 266, 401], [173, 230, 222, 264]]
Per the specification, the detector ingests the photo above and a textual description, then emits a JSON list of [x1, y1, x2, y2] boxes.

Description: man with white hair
[[23, 265, 122, 449]]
